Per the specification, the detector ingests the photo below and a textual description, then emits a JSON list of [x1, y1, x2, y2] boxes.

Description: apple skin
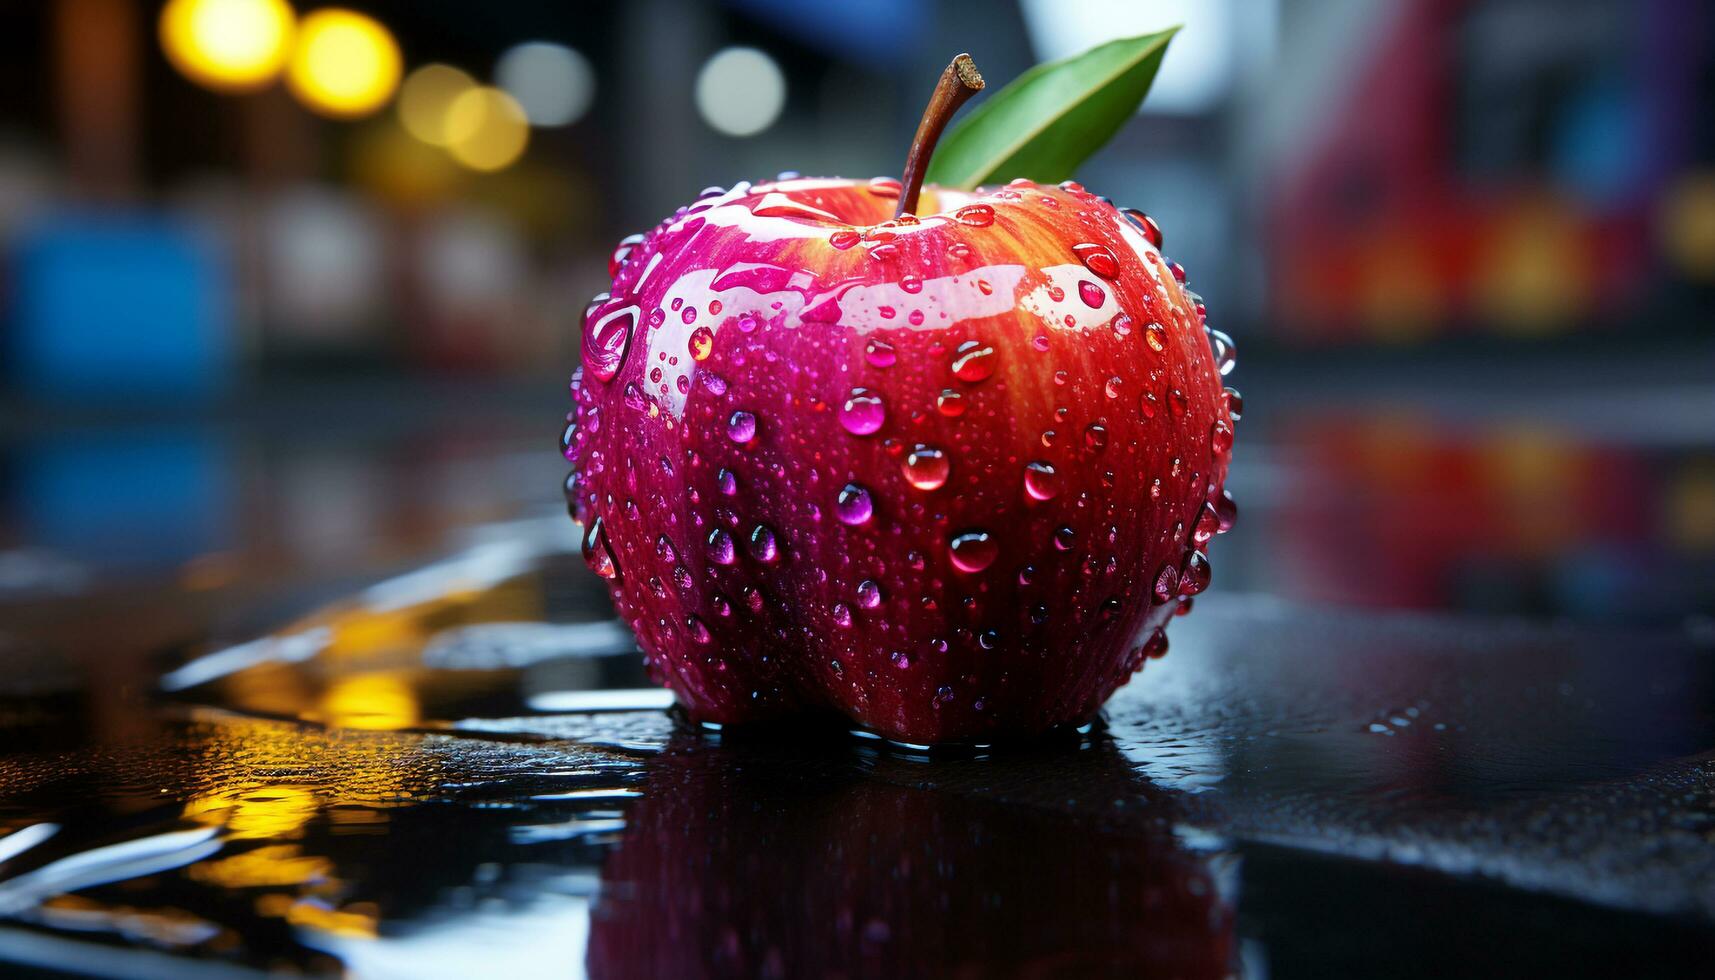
[[565, 176, 1236, 744]]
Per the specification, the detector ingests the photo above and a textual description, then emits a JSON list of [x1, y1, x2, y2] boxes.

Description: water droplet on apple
[[1214, 489, 1238, 532], [867, 176, 902, 198], [1167, 259, 1188, 283], [865, 339, 896, 368], [832, 602, 853, 628], [748, 524, 779, 562], [701, 372, 728, 395], [582, 517, 621, 581], [716, 468, 738, 495], [1104, 376, 1123, 399], [1072, 242, 1119, 278], [839, 388, 886, 435], [656, 534, 678, 564], [1168, 389, 1188, 417], [900, 274, 923, 294], [582, 305, 637, 383], [727, 410, 757, 444], [1152, 563, 1179, 603], [1193, 502, 1220, 545], [948, 530, 998, 573], [954, 204, 995, 226], [688, 326, 714, 361], [608, 233, 643, 278], [1224, 387, 1244, 420], [829, 229, 860, 250], [1210, 420, 1234, 456], [686, 615, 712, 644], [1143, 627, 1169, 658], [1121, 208, 1163, 248], [857, 579, 883, 608], [936, 389, 966, 417], [1145, 322, 1167, 352], [902, 444, 950, 490], [891, 650, 913, 669], [560, 421, 578, 461], [951, 340, 995, 382], [908, 310, 925, 326], [1023, 461, 1060, 500], [1208, 328, 1237, 375], [1140, 391, 1159, 419], [707, 528, 736, 565], [836, 483, 874, 525], [1180, 551, 1212, 595], [1052, 526, 1076, 551], [1078, 280, 1106, 307], [1083, 424, 1108, 453]]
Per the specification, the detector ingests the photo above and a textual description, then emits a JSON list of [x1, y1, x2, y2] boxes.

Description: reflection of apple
[[564, 58, 1238, 744], [586, 736, 1235, 978]]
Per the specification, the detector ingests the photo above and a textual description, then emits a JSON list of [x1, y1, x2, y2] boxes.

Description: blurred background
[[1, 0, 1712, 624]]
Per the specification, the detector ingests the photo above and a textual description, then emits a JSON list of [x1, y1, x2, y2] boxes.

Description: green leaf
[[924, 29, 1179, 191]]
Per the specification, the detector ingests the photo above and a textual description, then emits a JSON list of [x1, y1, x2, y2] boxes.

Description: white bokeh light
[[496, 42, 595, 127], [694, 47, 786, 137]]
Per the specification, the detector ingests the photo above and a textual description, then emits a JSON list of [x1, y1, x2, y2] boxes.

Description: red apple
[[563, 170, 1237, 743]]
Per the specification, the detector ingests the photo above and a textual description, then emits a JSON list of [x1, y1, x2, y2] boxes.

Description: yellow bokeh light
[[159, 0, 295, 92], [398, 63, 477, 146], [286, 8, 401, 118], [445, 86, 530, 172]]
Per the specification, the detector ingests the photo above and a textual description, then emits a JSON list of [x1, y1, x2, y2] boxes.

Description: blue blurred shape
[[16, 429, 237, 571], [725, 0, 920, 66], [10, 216, 233, 397]]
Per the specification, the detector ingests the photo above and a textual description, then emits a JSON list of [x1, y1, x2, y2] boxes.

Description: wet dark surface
[[2, 358, 1714, 977]]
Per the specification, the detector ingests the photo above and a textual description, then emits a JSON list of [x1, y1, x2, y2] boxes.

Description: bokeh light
[[694, 47, 785, 137], [159, 0, 296, 92], [445, 87, 531, 172], [397, 63, 477, 146], [285, 8, 401, 119], [496, 42, 595, 127]]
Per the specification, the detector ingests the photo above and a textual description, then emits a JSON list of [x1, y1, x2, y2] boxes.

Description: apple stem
[[895, 53, 985, 219]]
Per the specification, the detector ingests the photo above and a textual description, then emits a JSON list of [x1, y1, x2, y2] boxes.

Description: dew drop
[[867, 176, 902, 198], [832, 602, 853, 628], [1078, 280, 1107, 308], [716, 468, 738, 495], [1168, 389, 1189, 417], [1072, 242, 1120, 278], [1152, 563, 1179, 604], [582, 306, 637, 383], [1121, 208, 1163, 248], [656, 534, 678, 564], [582, 517, 621, 581], [1210, 420, 1234, 456], [706, 528, 736, 565], [1052, 526, 1076, 551], [748, 524, 779, 562], [1193, 502, 1220, 546], [1180, 551, 1212, 595], [1084, 423, 1109, 453], [1208, 328, 1237, 375], [1224, 387, 1244, 421], [899, 274, 923, 294], [1214, 489, 1239, 533], [829, 230, 860, 250], [726, 410, 757, 444], [865, 339, 896, 368], [1023, 461, 1060, 500], [891, 650, 913, 669], [1105, 376, 1123, 399], [936, 389, 966, 417], [948, 530, 999, 573], [701, 372, 728, 395], [1145, 322, 1167, 353], [836, 483, 874, 525], [951, 340, 996, 382], [954, 203, 995, 226], [839, 388, 886, 435], [1140, 391, 1159, 419], [902, 445, 950, 491], [688, 326, 715, 361], [1143, 628, 1169, 659], [857, 579, 883, 608], [686, 615, 712, 644]]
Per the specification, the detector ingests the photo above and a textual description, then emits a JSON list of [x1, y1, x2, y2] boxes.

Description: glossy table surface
[[1, 349, 1712, 977]]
